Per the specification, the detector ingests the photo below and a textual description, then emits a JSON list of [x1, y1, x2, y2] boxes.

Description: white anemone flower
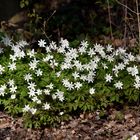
[[11, 94, 16, 99], [75, 82, 82, 90], [43, 102, 50, 110], [0, 65, 5, 74], [38, 39, 46, 47], [105, 74, 113, 83], [23, 105, 30, 112], [27, 49, 35, 58], [10, 85, 17, 93], [80, 40, 88, 48], [114, 81, 123, 89], [30, 108, 37, 115], [130, 134, 139, 140], [24, 73, 32, 82], [89, 88, 95, 95], [8, 63, 16, 70]]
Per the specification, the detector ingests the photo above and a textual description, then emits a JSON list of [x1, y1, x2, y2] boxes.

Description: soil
[[0, 106, 140, 140]]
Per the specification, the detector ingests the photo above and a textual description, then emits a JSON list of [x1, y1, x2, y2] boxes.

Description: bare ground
[[0, 106, 140, 140]]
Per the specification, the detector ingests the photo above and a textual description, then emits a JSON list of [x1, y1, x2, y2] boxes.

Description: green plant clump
[[0, 36, 140, 128]]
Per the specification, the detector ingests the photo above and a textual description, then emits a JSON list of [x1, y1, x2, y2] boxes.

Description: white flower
[[88, 48, 96, 57], [72, 72, 80, 80], [50, 60, 58, 68], [80, 75, 87, 81], [118, 63, 125, 70], [55, 90, 64, 101], [38, 39, 46, 47], [86, 74, 94, 83], [44, 89, 50, 95], [100, 51, 106, 58], [94, 43, 104, 53], [1, 84, 6, 90], [36, 69, 43, 76], [105, 74, 113, 83], [113, 65, 119, 75], [43, 54, 53, 62], [32, 96, 38, 102], [49, 41, 57, 50], [56, 71, 61, 77], [28, 89, 36, 97], [28, 82, 36, 90], [57, 46, 65, 54], [30, 108, 37, 115], [0, 65, 5, 74], [74, 60, 83, 71], [24, 73, 32, 82], [94, 56, 100, 63], [114, 81, 123, 89], [0, 48, 4, 54], [18, 40, 28, 48], [36, 89, 42, 95], [123, 58, 129, 65], [127, 66, 138, 76], [131, 66, 139, 76], [11, 94, 16, 99], [67, 82, 74, 90], [80, 40, 88, 48], [8, 63, 16, 70], [75, 82, 82, 90], [62, 79, 69, 87], [2, 36, 12, 46], [116, 47, 126, 55], [89, 88, 95, 95], [10, 85, 17, 93], [128, 53, 135, 61], [0, 84, 6, 96], [29, 61, 37, 70], [46, 83, 54, 89], [106, 44, 113, 52], [135, 76, 140, 83], [18, 50, 25, 58], [59, 112, 64, 115], [62, 79, 74, 90], [134, 82, 140, 89], [60, 38, 69, 48], [102, 63, 108, 69], [89, 60, 98, 70], [107, 55, 114, 62], [8, 79, 14, 86], [10, 54, 17, 61], [23, 105, 30, 112], [36, 100, 41, 104], [130, 134, 139, 140], [45, 46, 51, 53], [78, 46, 87, 54], [52, 94, 57, 100], [61, 62, 72, 70], [27, 49, 35, 58], [43, 102, 50, 110], [136, 55, 140, 62]]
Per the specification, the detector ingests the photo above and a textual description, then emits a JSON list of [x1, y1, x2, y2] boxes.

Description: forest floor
[[0, 105, 140, 140]]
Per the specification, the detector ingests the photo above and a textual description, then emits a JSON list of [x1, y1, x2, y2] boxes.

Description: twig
[[107, 0, 113, 39], [115, 0, 138, 15], [123, 0, 128, 47], [136, 0, 140, 52]]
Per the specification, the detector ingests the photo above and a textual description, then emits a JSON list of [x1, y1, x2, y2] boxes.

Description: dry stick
[[116, 0, 140, 48], [135, 0, 140, 125], [135, 0, 140, 53], [123, 0, 127, 47], [116, 0, 137, 14], [107, 0, 113, 40]]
